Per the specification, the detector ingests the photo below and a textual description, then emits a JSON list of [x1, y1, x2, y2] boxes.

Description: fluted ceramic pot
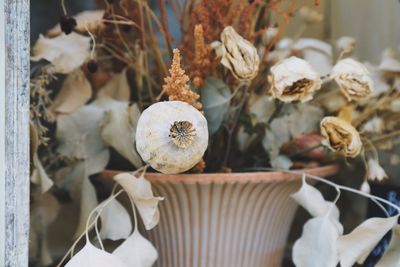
[[101, 165, 338, 267]]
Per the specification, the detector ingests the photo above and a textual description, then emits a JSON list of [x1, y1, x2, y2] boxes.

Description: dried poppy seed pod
[[331, 58, 373, 101], [60, 15, 77, 35], [135, 101, 209, 174], [213, 26, 259, 81], [320, 116, 362, 158], [269, 56, 321, 102]]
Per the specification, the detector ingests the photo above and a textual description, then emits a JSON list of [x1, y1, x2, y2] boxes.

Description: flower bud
[[320, 116, 362, 158], [269, 56, 321, 102], [213, 26, 259, 81], [331, 58, 373, 101]]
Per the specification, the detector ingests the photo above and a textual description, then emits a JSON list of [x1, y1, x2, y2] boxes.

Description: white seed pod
[[135, 101, 209, 174]]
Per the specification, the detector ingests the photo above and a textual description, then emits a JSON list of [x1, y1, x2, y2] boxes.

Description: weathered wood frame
[[1, 0, 30, 266]]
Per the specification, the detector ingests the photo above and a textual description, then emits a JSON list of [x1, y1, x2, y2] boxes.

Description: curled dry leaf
[[213, 26, 260, 81], [337, 215, 399, 267], [31, 153, 54, 193], [65, 242, 128, 267], [113, 230, 158, 267], [98, 69, 131, 101], [99, 198, 132, 241], [31, 32, 90, 74], [331, 58, 373, 101], [101, 104, 142, 168], [320, 116, 362, 158], [74, 176, 98, 238], [269, 56, 321, 103], [50, 69, 92, 115], [336, 36, 356, 54], [114, 172, 163, 230], [376, 225, 400, 267], [292, 215, 340, 267], [291, 178, 343, 233]]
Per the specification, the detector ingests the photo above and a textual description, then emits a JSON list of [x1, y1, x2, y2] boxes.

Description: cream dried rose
[[212, 26, 259, 81], [320, 116, 362, 158], [331, 58, 373, 101], [269, 56, 321, 102]]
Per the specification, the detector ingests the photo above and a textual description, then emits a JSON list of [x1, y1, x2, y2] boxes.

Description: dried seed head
[[60, 15, 77, 35], [169, 121, 196, 148]]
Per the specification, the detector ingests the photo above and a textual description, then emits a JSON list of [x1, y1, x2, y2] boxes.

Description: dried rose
[[269, 56, 321, 102], [331, 58, 373, 101], [320, 116, 362, 158], [212, 26, 259, 81]]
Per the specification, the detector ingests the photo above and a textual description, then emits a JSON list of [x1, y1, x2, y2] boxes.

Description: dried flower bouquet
[[29, 0, 400, 266]]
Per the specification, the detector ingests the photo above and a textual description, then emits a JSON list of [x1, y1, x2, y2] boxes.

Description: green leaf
[[200, 77, 231, 134]]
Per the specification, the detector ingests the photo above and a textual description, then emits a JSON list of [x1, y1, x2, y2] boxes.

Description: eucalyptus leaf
[[200, 77, 231, 134]]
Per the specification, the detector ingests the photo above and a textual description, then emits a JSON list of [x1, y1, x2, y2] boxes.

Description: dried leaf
[[291, 178, 343, 233], [292, 215, 340, 267], [99, 198, 132, 241], [101, 104, 142, 168], [31, 32, 90, 74], [31, 153, 54, 193], [98, 69, 131, 101], [66, 242, 128, 267], [56, 97, 127, 160], [270, 155, 293, 170], [74, 176, 98, 238], [114, 173, 163, 230], [337, 215, 399, 267], [51, 69, 92, 114], [376, 225, 400, 267], [201, 77, 231, 134], [113, 230, 158, 267]]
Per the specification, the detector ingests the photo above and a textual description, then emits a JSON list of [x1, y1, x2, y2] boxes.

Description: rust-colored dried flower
[[163, 49, 202, 110], [192, 24, 212, 88]]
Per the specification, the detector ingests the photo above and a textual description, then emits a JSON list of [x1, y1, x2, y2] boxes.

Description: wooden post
[[1, 0, 30, 266]]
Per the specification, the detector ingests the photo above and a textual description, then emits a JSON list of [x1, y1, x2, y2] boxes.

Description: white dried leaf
[[360, 117, 384, 134], [66, 242, 128, 267], [74, 176, 98, 238], [376, 225, 400, 267], [99, 198, 132, 241], [31, 33, 90, 74], [101, 104, 142, 167], [113, 230, 158, 267], [292, 215, 340, 267], [292, 38, 332, 56], [364, 62, 390, 96], [337, 215, 399, 267], [98, 69, 131, 101], [379, 48, 400, 73], [56, 97, 127, 160], [31, 153, 54, 193], [51, 69, 92, 115], [298, 6, 323, 24], [114, 172, 163, 230], [360, 181, 371, 194], [291, 178, 343, 233]]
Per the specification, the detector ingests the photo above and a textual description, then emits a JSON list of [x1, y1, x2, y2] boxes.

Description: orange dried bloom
[[190, 159, 206, 173], [192, 24, 212, 88], [163, 49, 202, 110]]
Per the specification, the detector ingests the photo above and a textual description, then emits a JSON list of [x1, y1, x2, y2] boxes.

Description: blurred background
[[30, 0, 400, 266]]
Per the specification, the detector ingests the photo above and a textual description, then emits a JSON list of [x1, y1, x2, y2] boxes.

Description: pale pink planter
[[101, 165, 338, 267]]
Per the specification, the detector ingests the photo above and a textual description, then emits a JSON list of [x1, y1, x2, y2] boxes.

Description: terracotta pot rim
[[101, 164, 339, 184]]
